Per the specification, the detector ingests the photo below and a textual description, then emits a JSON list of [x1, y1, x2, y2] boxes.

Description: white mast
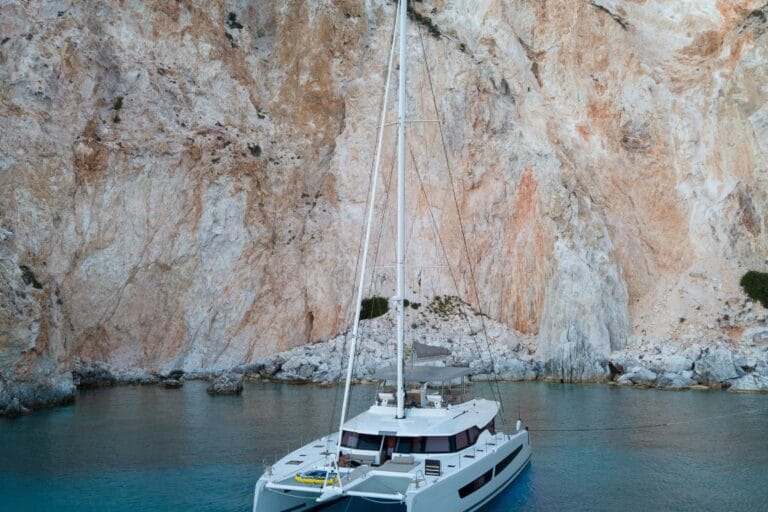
[[335, 0, 401, 454], [395, 0, 407, 419]]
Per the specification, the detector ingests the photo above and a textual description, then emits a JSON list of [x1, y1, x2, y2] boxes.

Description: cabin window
[[458, 469, 493, 498], [341, 430, 357, 448], [396, 436, 450, 454], [424, 436, 451, 453], [341, 431, 382, 450], [455, 430, 469, 451], [494, 444, 523, 476], [467, 426, 480, 445], [396, 436, 427, 453], [394, 424, 496, 455], [396, 437, 413, 453], [485, 419, 496, 435]]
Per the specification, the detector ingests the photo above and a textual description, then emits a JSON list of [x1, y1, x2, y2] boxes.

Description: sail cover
[[372, 365, 474, 383]]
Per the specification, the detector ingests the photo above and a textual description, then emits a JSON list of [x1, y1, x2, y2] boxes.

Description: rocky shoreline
[[4, 304, 767, 417], [243, 320, 768, 394]]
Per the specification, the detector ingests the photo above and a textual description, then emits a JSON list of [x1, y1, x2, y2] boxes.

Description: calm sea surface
[[1, 381, 766, 511]]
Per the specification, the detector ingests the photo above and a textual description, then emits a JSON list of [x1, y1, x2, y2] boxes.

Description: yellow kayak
[[293, 469, 339, 485]]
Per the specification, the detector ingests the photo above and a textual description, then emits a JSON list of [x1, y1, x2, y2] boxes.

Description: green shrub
[[19, 265, 43, 289], [227, 12, 243, 30], [360, 296, 388, 320], [111, 96, 123, 123], [407, 4, 441, 38], [426, 295, 461, 318], [740, 270, 768, 308]]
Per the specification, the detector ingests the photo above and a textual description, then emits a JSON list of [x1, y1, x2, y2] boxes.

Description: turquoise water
[[1, 381, 766, 511]]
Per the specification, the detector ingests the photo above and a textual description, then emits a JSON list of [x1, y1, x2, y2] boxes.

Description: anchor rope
[[528, 408, 763, 432]]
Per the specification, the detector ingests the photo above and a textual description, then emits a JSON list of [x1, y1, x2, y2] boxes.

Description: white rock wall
[[1, 0, 767, 403]]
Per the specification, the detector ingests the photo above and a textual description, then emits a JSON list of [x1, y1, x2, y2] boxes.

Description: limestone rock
[[655, 372, 695, 391], [207, 372, 244, 395], [742, 327, 768, 345], [1, 1, 768, 398], [728, 373, 768, 393], [608, 352, 641, 375], [646, 354, 694, 374], [2, 397, 30, 417], [1, 226, 75, 415], [616, 366, 657, 386], [694, 346, 739, 387], [493, 356, 537, 381], [161, 379, 184, 389], [72, 362, 118, 388]]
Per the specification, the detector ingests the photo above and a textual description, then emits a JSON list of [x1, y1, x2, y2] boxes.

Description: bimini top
[[372, 365, 474, 383]]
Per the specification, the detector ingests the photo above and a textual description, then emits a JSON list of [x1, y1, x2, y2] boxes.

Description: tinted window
[[455, 430, 469, 451], [458, 469, 493, 498], [424, 436, 451, 453], [357, 434, 383, 450], [341, 431, 382, 450], [397, 437, 426, 453], [485, 419, 496, 435], [397, 436, 452, 454], [495, 444, 523, 475], [341, 430, 358, 448], [467, 426, 480, 445], [396, 437, 413, 453]]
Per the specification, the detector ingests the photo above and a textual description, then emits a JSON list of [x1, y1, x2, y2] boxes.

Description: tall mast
[[335, 0, 401, 454], [395, 0, 407, 419]]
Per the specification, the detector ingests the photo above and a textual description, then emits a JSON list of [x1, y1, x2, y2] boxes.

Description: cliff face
[[1, 0, 767, 406]]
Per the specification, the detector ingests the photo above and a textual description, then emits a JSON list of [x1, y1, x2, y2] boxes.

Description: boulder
[[653, 354, 694, 374], [206, 372, 244, 395], [2, 397, 30, 416], [682, 344, 703, 362], [727, 374, 768, 393], [72, 362, 117, 388], [260, 357, 285, 378], [741, 327, 768, 345], [616, 366, 657, 386], [278, 355, 318, 381], [117, 370, 161, 385], [655, 372, 695, 390], [694, 346, 739, 386], [166, 370, 185, 380], [494, 356, 537, 381], [161, 378, 183, 389], [608, 353, 641, 375]]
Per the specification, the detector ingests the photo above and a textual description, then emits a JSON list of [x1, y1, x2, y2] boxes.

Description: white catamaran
[[253, 2, 531, 510]]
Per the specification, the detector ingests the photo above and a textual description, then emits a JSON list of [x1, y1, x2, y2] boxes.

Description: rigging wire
[[413, 9, 508, 420], [349, 157, 395, 381], [407, 143, 502, 410]]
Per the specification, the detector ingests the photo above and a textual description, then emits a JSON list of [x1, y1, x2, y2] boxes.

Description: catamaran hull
[[253, 480, 405, 512], [254, 431, 531, 512], [406, 434, 531, 512]]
